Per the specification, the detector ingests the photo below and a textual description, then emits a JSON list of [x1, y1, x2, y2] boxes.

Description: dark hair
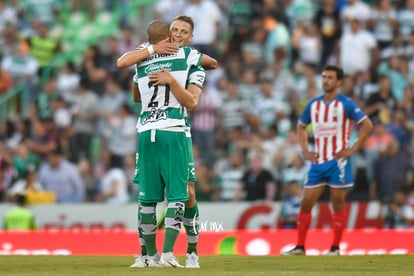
[[323, 65, 344, 81], [16, 193, 27, 205], [173, 15, 194, 32]]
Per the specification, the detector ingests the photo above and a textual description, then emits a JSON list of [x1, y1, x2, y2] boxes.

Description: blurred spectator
[[182, 0, 222, 58], [382, 186, 414, 229], [3, 193, 37, 230], [341, 0, 373, 31], [399, 86, 414, 121], [190, 81, 221, 167], [1, 41, 38, 89], [51, 96, 73, 157], [252, 78, 287, 132], [378, 55, 409, 102], [5, 166, 43, 201], [70, 78, 98, 163], [380, 31, 406, 60], [281, 153, 308, 197], [370, 0, 398, 50], [215, 150, 245, 201], [78, 45, 107, 96], [154, 0, 186, 24], [313, 0, 342, 65], [71, 0, 96, 21], [386, 109, 413, 153], [364, 75, 397, 123], [397, 0, 414, 42], [339, 18, 378, 76], [56, 61, 80, 104], [98, 103, 136, 168], [279, 180, 302, 229], [217, 80, 250, 133], [0, 143, 16, 202], [25, 118, 58, 160], [237, 68, 262, 105], [194, 163, 220, 202], [295, 62, 322, 101], [31, 76, 59, 120], [0, 23, 20, 59], [20, 0, 61, 27], [240, 21, 266, 71], [373, 138, 413, 202], [77, 158, 97, 202], [25, 20, 61, 77], [283, 0, 315, 31], [234, 153, 276, 205], [12, 140, 40, 181], [263, 13, 291, 66], [0, 1, 18, 33], [96, 78, 126, 145], [354, 69, 379, 101], [364, 121, 395, 198], [38, 147, 85, 203], [291, 20, 322, 68], [95, 165, 128, 204]]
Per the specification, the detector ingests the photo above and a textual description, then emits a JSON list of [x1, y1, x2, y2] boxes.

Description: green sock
[[137, 206, 147, 256], [183, 203, 199, 254], [139, 203, 157, 256], [163, 202, 185, 253]]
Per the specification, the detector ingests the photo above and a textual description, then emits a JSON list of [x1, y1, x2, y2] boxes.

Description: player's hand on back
[[154, 38, 178, 55], [149, 68, 173, 86]]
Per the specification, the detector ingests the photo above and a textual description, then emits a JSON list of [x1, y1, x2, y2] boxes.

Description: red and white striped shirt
[[299, 94, 367, 164]]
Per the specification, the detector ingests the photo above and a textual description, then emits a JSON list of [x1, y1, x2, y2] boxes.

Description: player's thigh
[[137, 130, 164, 203], [158, 131, 189, 203]]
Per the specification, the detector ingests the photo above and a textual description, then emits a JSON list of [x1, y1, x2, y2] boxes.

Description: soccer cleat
[[159, 252, 184, 268], [129, 255, 148, 268], [148, 252, 161, 267], [185, 252, 200, 268], [281, 246, 306, 256], [325, 248, 340, 256]]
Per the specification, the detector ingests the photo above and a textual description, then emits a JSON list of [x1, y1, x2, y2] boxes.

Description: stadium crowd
[[0, 0, 414, 223]]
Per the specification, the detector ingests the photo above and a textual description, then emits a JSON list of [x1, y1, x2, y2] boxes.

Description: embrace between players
[[117, 15, 217, 268]]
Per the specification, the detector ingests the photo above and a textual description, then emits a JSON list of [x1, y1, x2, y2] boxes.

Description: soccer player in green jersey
[[118, 18, 216, 268]]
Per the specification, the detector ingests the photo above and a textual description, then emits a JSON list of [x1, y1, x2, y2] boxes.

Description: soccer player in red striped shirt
[[282, 65, 373, 256]]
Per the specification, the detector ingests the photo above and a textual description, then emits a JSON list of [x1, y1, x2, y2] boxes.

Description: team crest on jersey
[[142, 108, 167, 124]]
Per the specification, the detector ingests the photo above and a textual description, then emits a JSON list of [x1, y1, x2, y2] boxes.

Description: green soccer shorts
[[137, 129, 190, 203]]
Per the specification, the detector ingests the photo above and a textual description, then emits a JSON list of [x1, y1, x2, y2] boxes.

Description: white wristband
[[147, 45, 154, 55]]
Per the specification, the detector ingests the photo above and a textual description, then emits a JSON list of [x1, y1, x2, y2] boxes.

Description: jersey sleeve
[[184, 46, 203, 67], [187, 66, 206, 89], [132, 73, 138, 85], [344, 98, 367, 124], [298, 101, 312, 126]]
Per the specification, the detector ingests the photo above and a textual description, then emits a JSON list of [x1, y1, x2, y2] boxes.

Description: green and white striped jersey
[[135, 43, 203, 133]]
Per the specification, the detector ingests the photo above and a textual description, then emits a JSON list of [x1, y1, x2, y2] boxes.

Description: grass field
[[0, 255, 413, 275]]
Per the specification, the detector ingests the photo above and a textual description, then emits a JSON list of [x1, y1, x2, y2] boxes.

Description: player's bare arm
[[335, 117, 373, 159], [297, 123, 318, 161], [200, 54, 218, 70], [116, 38, 178, 68], [149, 68, 201, 110]]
